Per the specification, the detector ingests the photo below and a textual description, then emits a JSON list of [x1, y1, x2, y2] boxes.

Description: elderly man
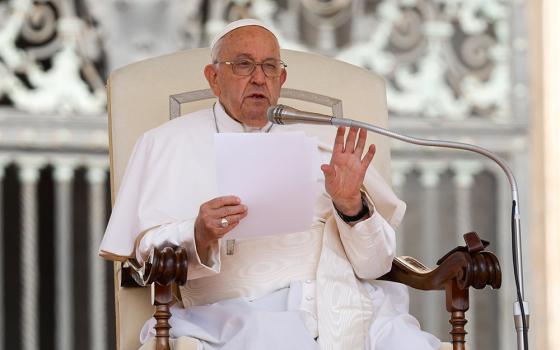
[[100, 19, 440, 350]]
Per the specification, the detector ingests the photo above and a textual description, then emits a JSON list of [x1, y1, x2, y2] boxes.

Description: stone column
[[87, 164, 108, 350], [53, 162, 75, 350], [418, 161, 446, 336], [452, 161, 482, 239], [19, 158, 43, 350], [452, 160, 482, 348], [0, 157, 7, 347]]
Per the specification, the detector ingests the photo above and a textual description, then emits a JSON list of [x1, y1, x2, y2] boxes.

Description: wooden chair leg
[[450, 310, 467, 350], [153, 283, 173, 350], [446, 280, 469, 350]]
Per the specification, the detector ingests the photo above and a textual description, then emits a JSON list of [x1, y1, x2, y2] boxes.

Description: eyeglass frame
[[214, 58, 288, 77]]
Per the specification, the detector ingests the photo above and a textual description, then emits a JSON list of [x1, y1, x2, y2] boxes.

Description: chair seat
[[139, 337, 458, 350]]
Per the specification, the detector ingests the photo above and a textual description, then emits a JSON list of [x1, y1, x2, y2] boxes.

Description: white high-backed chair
[[106, 48, 500, 350]]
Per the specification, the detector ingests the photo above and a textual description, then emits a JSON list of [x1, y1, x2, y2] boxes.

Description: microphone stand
[[270, 107, 530, 350], [337, 117, 529, 350]]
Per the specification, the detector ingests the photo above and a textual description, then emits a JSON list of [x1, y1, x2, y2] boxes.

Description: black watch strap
[[335, 195, 369, 223]]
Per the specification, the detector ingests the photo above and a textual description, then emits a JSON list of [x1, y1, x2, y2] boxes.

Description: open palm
[[321, 127, 376, 215]]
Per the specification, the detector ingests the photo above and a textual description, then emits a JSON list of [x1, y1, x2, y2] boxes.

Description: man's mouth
[[246, 93, 268, 100]]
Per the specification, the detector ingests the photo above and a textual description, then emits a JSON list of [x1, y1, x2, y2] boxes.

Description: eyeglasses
[[216, 58, 287, 77]]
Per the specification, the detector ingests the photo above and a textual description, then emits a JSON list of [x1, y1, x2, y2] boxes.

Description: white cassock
[[99, 102, 441, 350]]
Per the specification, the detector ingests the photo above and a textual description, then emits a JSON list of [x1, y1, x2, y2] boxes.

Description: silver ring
[[220, 217, 229, 228]]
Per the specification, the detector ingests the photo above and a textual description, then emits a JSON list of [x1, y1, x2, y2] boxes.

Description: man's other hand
[[194, 196, 247, 261], [321, 127, 375, 216]]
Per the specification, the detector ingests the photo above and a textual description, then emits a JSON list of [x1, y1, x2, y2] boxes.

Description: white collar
[[213, 101, 273, 133]]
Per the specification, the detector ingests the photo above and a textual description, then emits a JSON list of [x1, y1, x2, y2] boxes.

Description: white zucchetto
[[209, 19, 277, 56]]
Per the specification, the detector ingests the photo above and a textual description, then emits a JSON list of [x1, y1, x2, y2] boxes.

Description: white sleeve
[[334, 195, 396, 280], [135, 219, 221, 280]]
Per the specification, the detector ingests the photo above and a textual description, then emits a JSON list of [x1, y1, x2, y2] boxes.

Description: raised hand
[[321, 127, 376, 216], [194, 196, 247, 261]]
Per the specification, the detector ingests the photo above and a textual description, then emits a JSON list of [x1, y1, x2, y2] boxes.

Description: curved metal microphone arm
[[337, 117, 529, 350], [268, 104, 529, 350], [336, 117, 529, 350], [341, 119, 518, 197]]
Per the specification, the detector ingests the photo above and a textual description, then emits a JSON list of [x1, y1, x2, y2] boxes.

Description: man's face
[[204, 26, 287, 127]]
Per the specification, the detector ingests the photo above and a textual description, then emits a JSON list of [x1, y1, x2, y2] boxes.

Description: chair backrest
[[107, 47, 391, 350]]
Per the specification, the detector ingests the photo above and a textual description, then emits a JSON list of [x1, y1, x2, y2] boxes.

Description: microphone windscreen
[[267, 105, 285, 124]]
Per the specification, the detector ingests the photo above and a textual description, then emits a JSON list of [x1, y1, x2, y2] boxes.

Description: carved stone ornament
[[243, 0, 512, 122], [0, 0, 106, 115]]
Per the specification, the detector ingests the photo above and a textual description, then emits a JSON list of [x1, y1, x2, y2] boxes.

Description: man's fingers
[[213, 221, 240, 237], [196, 197, 246, 244], [321, 164, 336, 179], [361, 144, 376, 170], [344, 127, 359, 153], [354, 128, 367, 156], [333, 126, 345, 154], [218, 212, 247, 227], [215, 204, 248, 219], [207, 195, 241, 209]]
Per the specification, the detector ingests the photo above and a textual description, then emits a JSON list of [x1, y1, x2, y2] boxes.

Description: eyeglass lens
[[232, 59, 285, 77]]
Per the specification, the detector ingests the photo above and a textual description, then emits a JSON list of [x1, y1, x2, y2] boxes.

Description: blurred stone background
[[1, 0, 557, 349]]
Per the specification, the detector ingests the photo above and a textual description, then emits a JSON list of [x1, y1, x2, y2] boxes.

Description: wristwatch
[[335, 194, 370, 223]]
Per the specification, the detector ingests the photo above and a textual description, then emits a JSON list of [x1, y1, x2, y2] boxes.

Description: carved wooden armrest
[[127, 245, 189, 286], [126, 246, 189, 350], [379, 232, 501, 350]]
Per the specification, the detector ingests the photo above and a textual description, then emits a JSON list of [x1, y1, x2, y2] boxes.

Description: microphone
[[267, 105, 341, 125], [267, 104, 530, 350]]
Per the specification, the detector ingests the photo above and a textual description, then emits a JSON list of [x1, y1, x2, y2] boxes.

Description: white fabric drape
[[100, 103, 439, 349]]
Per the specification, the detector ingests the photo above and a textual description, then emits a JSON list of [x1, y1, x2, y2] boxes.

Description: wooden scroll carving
[[380, 231, 501, 350]]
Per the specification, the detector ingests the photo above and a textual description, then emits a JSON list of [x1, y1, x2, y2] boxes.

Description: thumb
[[321, 164, 335, 178]]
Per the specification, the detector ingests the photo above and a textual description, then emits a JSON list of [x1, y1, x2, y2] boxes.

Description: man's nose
[[250, 64, 267, 84]]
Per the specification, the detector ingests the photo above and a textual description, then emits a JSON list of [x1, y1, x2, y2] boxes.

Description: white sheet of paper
[[215, 132, 319, 239]]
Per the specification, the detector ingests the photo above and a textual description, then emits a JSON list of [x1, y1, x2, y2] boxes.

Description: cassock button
[[305, 279, 312, 284], [306, 295, 314, 301]]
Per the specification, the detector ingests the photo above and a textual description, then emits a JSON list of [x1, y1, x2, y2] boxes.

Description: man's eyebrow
[[231, 53, 278, 61], [232, 53, 252, 60]]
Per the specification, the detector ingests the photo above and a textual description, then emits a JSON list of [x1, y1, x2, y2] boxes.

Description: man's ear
[[279, 68, 287, 87], [204, 64, 221, 96]]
